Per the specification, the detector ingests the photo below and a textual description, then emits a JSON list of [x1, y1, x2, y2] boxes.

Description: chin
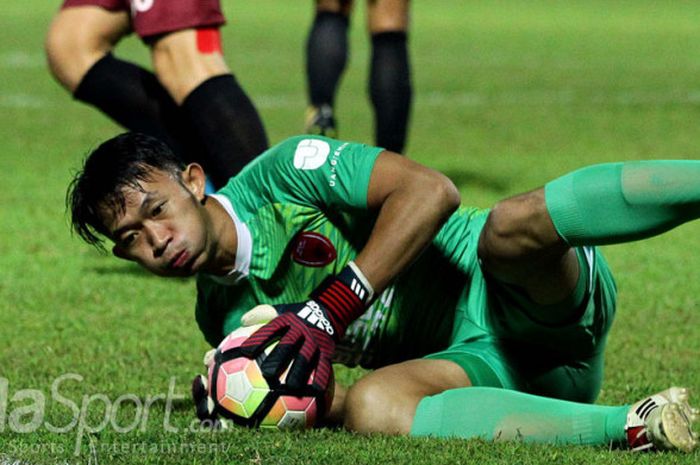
[[165, 268, 196, 278]]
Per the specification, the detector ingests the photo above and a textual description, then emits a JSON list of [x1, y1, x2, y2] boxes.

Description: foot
[[304, 104, 337, 138], [626, 387, 698, 452]]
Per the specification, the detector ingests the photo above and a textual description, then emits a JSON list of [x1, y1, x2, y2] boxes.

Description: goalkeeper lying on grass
[[68, 132, 699, 451]]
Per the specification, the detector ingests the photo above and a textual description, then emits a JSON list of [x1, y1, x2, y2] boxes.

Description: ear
[[181, 163, 207, 202], [112, 244, 132, 261]]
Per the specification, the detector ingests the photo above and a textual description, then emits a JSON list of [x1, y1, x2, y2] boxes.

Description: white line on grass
[[0, 94, 46, 109], [419, 89, 700, 107], [0, 51, 44, 69], [3, 89, 700, 110], [253, 89, 700, 108]]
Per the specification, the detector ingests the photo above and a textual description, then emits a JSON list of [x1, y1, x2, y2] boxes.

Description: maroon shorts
[[61, 0, 225, 39]]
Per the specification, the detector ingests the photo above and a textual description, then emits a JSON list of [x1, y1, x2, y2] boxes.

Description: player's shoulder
[[231, 135, 382, 193], [240, 136, 363, 182], [274, 135, 385, 170], [268, 135, 337, 164], [235, 135, 331, 172]]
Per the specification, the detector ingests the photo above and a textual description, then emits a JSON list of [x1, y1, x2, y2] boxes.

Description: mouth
[[169, 250, 190, 270]]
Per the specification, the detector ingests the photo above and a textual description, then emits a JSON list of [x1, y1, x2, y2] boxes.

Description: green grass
[[1, 0, 700, 463]]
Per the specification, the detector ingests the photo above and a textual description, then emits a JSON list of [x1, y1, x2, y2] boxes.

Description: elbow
[[409, 169, 460, 219], [430, 172, 461, 217], [445, 176, 462, 213]]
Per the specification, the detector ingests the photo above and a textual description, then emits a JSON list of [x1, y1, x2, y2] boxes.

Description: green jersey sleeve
[[236, 135, 384, 212]]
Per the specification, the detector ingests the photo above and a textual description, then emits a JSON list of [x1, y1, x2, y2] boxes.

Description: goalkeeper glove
[[239, 261, 374, 391]]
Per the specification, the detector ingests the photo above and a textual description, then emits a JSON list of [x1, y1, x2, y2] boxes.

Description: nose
[[145, 222, 171, 258]]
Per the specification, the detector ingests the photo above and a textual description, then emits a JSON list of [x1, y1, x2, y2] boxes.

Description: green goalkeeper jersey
[[196, 136, 488, 369]]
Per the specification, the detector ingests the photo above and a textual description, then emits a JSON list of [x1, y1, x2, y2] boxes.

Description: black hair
[[67, 132, 186, 249]]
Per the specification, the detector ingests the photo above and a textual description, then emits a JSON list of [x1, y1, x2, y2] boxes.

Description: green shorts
[[426, 212, 617, 403]]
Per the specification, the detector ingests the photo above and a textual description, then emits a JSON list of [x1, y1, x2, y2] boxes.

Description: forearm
[[354, 159, 460, 294]]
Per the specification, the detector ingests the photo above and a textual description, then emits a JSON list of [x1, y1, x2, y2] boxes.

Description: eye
[[121, 232, 138, 247], [152, 202, 166, 217]]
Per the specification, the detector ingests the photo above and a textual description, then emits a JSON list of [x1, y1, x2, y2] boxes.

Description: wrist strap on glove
[[308, 261, 374, 340]]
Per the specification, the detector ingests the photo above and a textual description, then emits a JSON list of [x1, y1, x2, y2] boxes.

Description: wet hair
[[67, 132, 186, 249]]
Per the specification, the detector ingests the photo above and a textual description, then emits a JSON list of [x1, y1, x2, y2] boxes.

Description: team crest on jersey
[[291, 231, 337, 267]]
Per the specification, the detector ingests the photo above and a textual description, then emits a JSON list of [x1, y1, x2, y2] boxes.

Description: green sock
[[545, 160, 700, 246], [410, 387, 628, 446]]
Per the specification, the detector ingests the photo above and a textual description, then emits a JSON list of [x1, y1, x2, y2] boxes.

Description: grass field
[[1, 1, 700, 463]]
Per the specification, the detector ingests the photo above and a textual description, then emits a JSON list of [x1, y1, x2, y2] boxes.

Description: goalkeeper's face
[[102, 165, 214, 278]]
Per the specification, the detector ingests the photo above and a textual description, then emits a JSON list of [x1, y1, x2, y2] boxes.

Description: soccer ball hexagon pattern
[[215, 357, 269, 418], [260, 395, 317, 429]]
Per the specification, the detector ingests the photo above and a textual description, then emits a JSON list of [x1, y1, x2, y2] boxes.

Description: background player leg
[[304, 0, 353, 136], [46, 7, 184, 150], [367, 0, 412, 153], [45, 7, 202, 166], [152, 29, 269, 188]]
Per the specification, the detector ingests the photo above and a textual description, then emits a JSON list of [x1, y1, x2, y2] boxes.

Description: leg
[[304, 0, 354, 136], [46, 6, 129, 92], [343, 359, 470, 434], [342, 358, 628, 446], [478, 188, 579, 308], [45, 6, 193, 158], [151, 28, 269, 187], [342, 360, 697, 450], [480, 161, 700, 310], [366, 0, 412, 153]]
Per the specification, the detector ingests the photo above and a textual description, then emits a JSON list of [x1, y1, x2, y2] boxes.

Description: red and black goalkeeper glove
[[239, 262, 374, 392]]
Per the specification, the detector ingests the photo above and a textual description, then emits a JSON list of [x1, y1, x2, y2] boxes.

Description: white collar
[[206, 194, 252, 285]]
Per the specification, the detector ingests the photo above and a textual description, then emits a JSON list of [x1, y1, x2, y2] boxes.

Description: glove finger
[[240, 304, 278, 327], [238, 320, 285, 358], [202, 349, 216, 369], [259, 327, 303, 380], [196, 396, 217, 422], [191, 374, 208, 405], [311, 356, 333, 393], [286, 343, 319, 390], [192, 374, 217, 421]]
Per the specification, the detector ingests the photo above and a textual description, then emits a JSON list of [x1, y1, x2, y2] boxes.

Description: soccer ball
[[207, 324, 334, 429]]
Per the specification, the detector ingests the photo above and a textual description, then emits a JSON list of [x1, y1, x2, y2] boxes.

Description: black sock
[[306, 11, 350, 107], [369, 31, 412, 153], [180, 74, 269, 188], [73, 53, 195, 161]]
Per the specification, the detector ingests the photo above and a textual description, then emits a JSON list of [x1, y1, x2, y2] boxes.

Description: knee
[[343, 376, 417, 434], [478, 189, 560, 269], [45, 9, 126, 92], [45, 16, 100, 91], [368, 0, 409, 34], [316, 0, 353, 15]]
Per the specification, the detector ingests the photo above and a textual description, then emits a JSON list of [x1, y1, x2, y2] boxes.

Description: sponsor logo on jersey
[[297, 301, 335, 336], [131, 0, 155, 13], [291, 231, 337, 267], [293, 139, 330, 170], [328, 142, 348, 187]]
